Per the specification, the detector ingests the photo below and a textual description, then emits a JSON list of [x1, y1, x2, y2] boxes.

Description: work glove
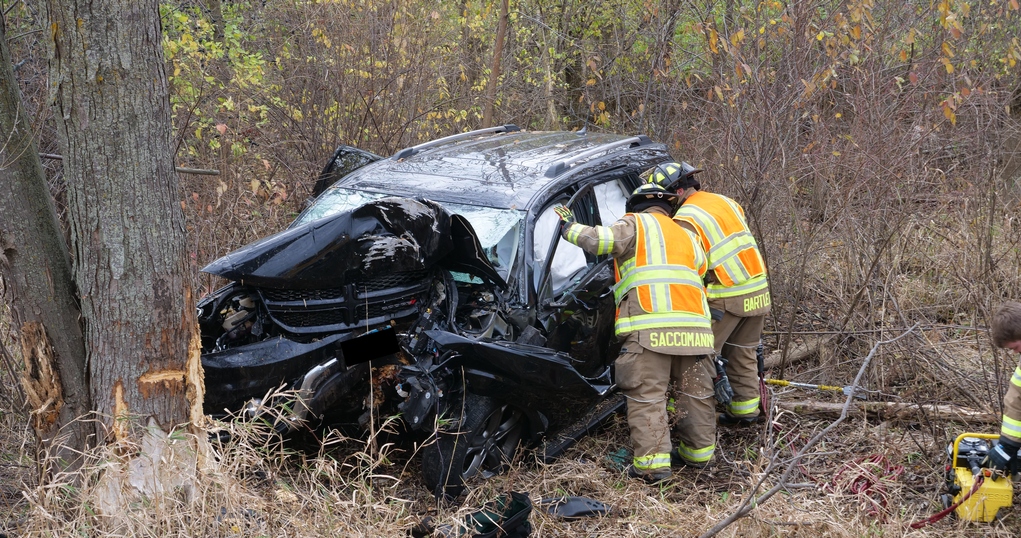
[[984, 437, 1021, 475], [553, 204, 575, 224], [712, 355, 734, 406]]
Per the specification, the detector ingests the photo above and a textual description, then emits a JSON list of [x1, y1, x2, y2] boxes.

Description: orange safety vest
[[613, 213, 711, 338], [673, 191, 768, 299]]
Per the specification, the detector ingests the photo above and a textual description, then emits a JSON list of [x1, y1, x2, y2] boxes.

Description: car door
[[537, 174, 634, 377]]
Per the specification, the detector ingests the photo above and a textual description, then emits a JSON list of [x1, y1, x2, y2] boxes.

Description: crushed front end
[[198, 197, 511, 433]]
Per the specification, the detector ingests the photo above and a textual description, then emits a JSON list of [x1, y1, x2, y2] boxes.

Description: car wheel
[[421, 392, 527, 496]]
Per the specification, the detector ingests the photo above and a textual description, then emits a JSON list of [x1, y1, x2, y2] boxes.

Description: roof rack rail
[[544, 135, 653, 178], [391, 124, 521, 160]]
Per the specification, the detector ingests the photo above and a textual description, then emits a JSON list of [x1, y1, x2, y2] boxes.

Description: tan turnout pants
[[711, 311, 765, 418], [615, 333, 717, 463]]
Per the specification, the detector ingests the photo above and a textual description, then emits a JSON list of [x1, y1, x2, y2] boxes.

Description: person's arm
[[1000, 360, 1021, 444], [987, 359, 1021, 472], [555, 205, 635, 258]]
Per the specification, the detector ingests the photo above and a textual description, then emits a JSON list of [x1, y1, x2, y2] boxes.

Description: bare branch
[[698, 325, 919, 538]]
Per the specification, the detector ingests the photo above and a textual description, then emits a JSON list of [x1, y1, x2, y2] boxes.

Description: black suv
[[198, 125, 674, 494]]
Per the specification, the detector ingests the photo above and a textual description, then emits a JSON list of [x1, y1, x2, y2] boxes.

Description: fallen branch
[[38, 153, 219, 175], [763, 335, 836, 371], [698, 324, 918, 538], [775, 400, 997, 423]]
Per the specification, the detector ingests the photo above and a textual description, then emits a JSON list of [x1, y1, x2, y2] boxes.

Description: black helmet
[[626, 183, 680, 213], [648, 161, 704, 192]]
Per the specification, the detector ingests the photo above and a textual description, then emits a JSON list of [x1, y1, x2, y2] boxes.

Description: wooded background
[[2, 0, 1021, 534]]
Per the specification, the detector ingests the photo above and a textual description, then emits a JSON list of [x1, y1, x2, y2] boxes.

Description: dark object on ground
[[539, 496, 611, 519], [198, 126, 675, 495], [412, 491, 533, 537]]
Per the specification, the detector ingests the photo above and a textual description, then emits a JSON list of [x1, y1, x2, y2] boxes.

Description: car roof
[[333, 129, 668, 210]]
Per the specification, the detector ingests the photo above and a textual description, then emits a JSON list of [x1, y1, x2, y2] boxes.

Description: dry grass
[[1, 386, 1020, 537]]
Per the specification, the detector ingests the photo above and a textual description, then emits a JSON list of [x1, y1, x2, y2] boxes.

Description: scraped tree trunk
[[0, 16, 93, 473], [38, 0, 204, 445]]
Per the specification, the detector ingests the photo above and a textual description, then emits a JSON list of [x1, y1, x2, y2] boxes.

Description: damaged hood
[[202, 197, 506, 289]]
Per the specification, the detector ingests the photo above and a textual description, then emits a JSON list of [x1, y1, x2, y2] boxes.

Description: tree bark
[[38, 0, 204, 441], [0, 14, 93, 472]]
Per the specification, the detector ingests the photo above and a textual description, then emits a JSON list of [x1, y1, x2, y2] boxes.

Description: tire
[[421, 393, 527, 497]]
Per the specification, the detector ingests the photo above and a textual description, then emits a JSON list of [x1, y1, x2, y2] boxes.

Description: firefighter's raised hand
[[553, 204, 575, 223]]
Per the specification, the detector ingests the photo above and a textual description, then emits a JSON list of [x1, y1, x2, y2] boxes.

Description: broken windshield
[[292, 188, 387, 226], [294, 188, 522, 280], [443, 202, 521, 280]]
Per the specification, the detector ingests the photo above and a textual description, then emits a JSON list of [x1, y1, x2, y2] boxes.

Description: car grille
[[260, 270, 429, 301], [260, 288, 346, 301], [258, 270, 431, 333], [270, 300, 418, 329]]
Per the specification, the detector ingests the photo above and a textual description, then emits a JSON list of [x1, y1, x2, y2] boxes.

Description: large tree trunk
[[37, 0, 205, 497], [0, 14, 93, 472]]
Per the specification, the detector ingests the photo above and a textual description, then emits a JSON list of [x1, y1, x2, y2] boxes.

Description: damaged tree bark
[[38, 0, 204, 442], [0, 18, 93, 472], [3, 0, 205, 512]]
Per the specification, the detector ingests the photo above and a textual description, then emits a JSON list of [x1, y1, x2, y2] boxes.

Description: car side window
[[533, 204, 589, 294]]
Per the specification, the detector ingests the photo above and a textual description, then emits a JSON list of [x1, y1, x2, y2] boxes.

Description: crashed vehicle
[[198, 125, 674, 494]]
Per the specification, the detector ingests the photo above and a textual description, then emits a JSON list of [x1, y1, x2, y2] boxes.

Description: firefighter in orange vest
[[649, 162, 771, 425], [553, 183, 717, 482]]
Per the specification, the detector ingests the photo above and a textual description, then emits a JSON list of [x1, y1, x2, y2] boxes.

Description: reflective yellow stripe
[[634, 452, 671, 470], [615, 315, 713, 336], [707, 275, 769, 298], [596, 226, 614, 255], [675, 196, 766, 293], [1003, 415, 1021, 439], [729, 397, 760, 416], [613, 213, 710, 336], [1011, 366, 1021, 389], [688, 229, 706, 271], [676, 204, 725, 244], [615, 266, 706, 302], [676, 442, 715, 463], [564, 222, 583, 244], [639, 214, 670, 312], [613, 215, 704, 306]]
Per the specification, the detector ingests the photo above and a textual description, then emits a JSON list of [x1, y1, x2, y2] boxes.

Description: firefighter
[[553, 183, 716, 483], [649, 162, 771, 425], [986, 301, 1021, 473]]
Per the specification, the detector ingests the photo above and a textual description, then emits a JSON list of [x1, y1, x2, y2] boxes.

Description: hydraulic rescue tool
[[940, 433, 1014, 522], [712, 353, 734, 405], [757, 341, 769, 414]]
